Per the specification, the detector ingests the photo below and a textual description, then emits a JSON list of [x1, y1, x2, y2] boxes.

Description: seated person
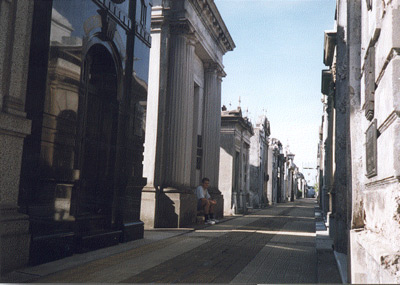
[[195, 177, 218, 225]]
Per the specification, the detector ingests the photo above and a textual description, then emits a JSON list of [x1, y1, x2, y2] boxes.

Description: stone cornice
[[150, 5, 168, 32], [324, 30, 336, 67], [221, 115, 254, 136], [378, 111, 400, 135], [321, 69, 334, 96], [189, 0, 235, 54]]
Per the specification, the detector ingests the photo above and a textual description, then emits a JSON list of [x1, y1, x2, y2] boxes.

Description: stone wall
[[0, 0, 34, 274], [323, 0, 400, 282], [349, 1, 400, 283]]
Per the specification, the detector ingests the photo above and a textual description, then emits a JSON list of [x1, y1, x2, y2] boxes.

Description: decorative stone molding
[[376, 48, 400, 86], [364, 47, 375, 121], [189, 0, 235, 53], [365, 176, 399, 189], [170, 20, 195, 36], [324, 31, 336, 67], [204, 60, 225, 78], [365, 119, 377, 178], [98, 8, 118, 41], [378, 111, 399, 135], [321, 69, 333, 95]]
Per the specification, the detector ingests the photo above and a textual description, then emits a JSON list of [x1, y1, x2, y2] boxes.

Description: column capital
[[170, 20, 198, 46], [170, 19, 195, 36], [204, 61, 226, 78], [204, 62, 218, 75], [186, 32, 198, 46]]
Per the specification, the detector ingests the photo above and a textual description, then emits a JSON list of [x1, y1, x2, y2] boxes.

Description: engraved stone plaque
[[366, 119, 377, 178]]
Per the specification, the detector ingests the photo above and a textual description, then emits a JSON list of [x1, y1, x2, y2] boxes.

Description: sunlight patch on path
[[196, 229, 316, 237], [264, 244, 309, 252], [245, 214, 314, 220]]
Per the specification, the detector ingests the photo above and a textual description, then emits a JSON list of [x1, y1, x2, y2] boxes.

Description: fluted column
[[164, 24, 195, 188], [213, 74, 223, 187], [202, 62, 218, 187]]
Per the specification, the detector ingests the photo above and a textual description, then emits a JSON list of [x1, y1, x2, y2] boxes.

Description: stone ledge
[[0, 112, 31, 138], [352, 229, 400, 283]]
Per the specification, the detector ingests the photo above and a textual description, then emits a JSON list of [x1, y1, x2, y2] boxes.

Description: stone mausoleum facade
[[0, 0, 152, 273], [269, 138, 285, 203], [141, 0, 235, 228], [249, 115, 271, 207], [320, 1, 400, 283], [219, 106, 253, 216]]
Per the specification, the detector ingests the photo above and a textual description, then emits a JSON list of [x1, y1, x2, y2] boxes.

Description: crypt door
[[78, 45, 119, 233]]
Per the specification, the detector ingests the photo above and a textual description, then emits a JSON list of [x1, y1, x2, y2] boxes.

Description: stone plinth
[[155, 188, 197, 228]]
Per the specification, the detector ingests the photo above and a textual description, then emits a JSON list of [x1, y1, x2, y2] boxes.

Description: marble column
[[214, 74, 223, 188], [141, 16, 165, 228], [0, 0, 33, 274], [202, 64, 223, 217], [164, 28, 195, 188], [202, 62, 218, 186], [153, 23, 197, 227]]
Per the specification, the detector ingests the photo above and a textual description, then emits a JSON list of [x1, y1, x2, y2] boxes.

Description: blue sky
[[215, 0, 336, 173]]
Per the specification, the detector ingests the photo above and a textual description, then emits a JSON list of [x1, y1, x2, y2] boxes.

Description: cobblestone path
[[31, 199, 325, 283]]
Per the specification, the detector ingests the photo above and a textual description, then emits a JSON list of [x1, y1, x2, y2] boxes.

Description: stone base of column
[[156, 188, 197, 228], [141, 186, 198, 228], [209, 188, 224, 219], [329, 214, 335, 238], [140, 186, 158, 229], [0, 204, 30, 274]]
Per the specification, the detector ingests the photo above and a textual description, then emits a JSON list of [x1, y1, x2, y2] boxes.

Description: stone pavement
[[2, 199, 342, 284]]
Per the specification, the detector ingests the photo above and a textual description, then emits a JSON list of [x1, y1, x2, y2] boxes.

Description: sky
[[214, 0, 337, 176]]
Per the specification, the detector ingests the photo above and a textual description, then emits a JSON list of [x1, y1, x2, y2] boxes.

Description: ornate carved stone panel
[[364, 47, 375, 121], [366, 119, 377, 178]]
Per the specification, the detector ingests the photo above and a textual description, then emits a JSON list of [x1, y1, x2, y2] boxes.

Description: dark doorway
[[75, 44, 120, 249]]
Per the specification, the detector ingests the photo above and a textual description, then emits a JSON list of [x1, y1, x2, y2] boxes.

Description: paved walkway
[[3, 199, 341, 284]]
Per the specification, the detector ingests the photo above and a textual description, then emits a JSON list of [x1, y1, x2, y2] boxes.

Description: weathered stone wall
[[0, 0, 34, 274], [344, 0, 400, 283]]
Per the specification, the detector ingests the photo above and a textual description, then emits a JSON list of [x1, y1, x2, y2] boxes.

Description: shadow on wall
[[249, 164, 265, 208], [155, 192, 179, 228]]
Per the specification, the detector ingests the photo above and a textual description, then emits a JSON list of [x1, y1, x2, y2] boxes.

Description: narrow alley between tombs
[[7, 199, 341, 284]]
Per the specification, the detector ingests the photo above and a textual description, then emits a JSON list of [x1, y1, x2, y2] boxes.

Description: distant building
[[141, 0, 235, 228], [219, 106, 253, 215], [249, 115, 271, 207], [285, 150, 296, 202], [269, 138, 285, 203], [296, 170, 307, 198]]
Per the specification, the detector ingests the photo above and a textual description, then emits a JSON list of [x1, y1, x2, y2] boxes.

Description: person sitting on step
[[195, 177, 218, 225]]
